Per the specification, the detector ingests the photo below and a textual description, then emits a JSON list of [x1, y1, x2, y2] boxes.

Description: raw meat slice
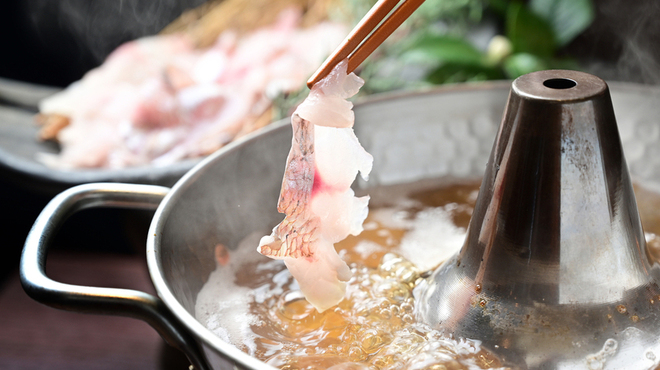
[[258, 60, 372, 312]]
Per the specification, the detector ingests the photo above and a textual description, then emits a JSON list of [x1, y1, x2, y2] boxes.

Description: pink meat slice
[[258, 60, 372, 312], [37, 9, 347, 169]]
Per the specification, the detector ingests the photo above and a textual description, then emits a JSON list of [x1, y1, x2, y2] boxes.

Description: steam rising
[[614, 8, 660, 84], [578, 0, 660, 84], [25, 0, 206, 64]]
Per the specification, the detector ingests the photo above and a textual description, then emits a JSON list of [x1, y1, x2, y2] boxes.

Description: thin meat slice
[[258, 60, 372, 312]]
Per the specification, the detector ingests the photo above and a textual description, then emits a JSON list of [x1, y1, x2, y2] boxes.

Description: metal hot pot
[[20, 78, 660, 369]]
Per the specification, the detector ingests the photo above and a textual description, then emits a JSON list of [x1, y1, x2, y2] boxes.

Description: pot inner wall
[[158, 125, 292, 314]]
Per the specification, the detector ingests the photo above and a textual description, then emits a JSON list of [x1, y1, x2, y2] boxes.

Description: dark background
[[0, 0, 207, 87], [564, 0, 660, 84]]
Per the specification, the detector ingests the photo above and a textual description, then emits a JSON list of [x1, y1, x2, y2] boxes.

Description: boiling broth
[[196, 180, 660, 370]]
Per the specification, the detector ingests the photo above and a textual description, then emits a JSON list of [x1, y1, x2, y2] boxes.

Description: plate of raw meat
[[0, 7, 347, 194]]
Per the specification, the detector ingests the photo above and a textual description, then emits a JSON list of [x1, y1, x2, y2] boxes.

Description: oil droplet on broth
[[195, 180, 660, 369]]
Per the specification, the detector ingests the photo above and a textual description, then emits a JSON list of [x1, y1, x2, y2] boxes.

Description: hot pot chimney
[[416, 70, 660, 369]]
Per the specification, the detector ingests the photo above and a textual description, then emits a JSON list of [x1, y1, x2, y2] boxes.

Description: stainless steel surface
[[20, 80, 660, 369], [20, 183, 209, 370], [417, 70, 660, 369]]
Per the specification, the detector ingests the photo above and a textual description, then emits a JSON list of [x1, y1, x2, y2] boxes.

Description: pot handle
[[20, 183, 210, 370]]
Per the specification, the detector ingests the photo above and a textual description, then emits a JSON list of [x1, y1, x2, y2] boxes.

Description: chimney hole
[[543, 78, 577, 89]]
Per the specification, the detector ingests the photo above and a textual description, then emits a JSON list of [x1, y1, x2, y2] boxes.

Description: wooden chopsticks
[[306, 0, 425, 88]]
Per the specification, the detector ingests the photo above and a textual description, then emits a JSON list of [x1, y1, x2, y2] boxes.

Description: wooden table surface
[[0, 251, 191, 370]]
